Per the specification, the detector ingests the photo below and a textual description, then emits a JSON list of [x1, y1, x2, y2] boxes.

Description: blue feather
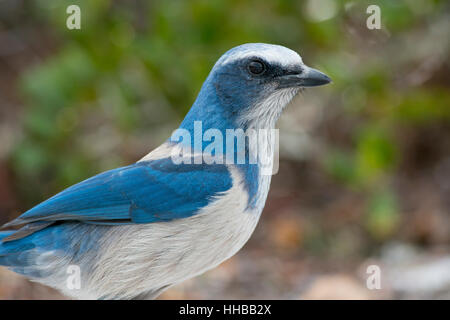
[[0, 223, 106, 278], [4, 158, 232, 233]]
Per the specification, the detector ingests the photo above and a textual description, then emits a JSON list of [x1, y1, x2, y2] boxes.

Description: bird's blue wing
[[4, 158, 233, 229]]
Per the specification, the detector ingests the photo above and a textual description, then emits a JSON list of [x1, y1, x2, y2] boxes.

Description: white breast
[[62, 115, 281, 298], [66, 166, 264, 300]]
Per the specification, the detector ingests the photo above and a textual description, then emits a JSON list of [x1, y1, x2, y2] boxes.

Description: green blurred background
[[0, 0, 449, 299]]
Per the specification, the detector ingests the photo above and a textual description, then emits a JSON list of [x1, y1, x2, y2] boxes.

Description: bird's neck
[[172, 84, 298, 169], [172, 86, 287, 210]]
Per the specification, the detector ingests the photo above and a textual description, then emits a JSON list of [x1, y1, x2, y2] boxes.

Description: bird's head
[[186, 43, 331, 130], [181, 43, 331, 133]]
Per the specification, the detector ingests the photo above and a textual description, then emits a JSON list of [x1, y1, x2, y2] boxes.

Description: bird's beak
[[277, 66, 331, 89]]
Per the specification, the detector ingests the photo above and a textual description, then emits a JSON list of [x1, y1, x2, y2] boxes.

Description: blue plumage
[[6, 158, 232, 227], [0, 43, 330, 299], [0, 223, 107, 278]]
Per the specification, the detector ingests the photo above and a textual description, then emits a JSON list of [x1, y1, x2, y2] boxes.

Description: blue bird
[[0, 43, 330, 299]]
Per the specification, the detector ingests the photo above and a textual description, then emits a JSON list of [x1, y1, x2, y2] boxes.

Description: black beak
[[277, 66, 331, 89]]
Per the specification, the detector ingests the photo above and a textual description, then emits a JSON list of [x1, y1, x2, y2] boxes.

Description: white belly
[[64, 166, 269, 299]]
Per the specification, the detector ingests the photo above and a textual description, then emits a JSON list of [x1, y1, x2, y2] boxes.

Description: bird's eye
[[248, 60, 266, 75]]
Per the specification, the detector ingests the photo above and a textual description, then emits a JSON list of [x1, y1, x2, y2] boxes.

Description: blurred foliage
[[4, 0, 450, 248]]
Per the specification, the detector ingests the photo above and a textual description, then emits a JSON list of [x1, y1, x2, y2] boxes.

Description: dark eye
[[248, 60, 266, 75]]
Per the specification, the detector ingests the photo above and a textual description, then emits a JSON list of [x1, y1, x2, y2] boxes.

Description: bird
[[0, 43, 330, 299]]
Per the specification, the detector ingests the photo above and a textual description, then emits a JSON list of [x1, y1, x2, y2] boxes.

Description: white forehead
[[217, 43, 303, 68]]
